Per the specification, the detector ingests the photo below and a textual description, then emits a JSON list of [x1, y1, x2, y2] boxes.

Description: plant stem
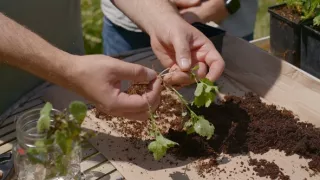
[[158, 68, 170, 76], [165, 86, 198, 117]]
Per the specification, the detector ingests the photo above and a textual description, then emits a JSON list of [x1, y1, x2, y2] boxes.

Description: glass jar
[[12, 108, 82, 180]]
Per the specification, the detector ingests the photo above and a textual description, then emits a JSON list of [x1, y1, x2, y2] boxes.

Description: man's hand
[[179, 0, 229, 24], [113, 0, 225, 86], [0, 13, 161, 121], [70, 55, 162, 120], [149, 15, 225, 85]]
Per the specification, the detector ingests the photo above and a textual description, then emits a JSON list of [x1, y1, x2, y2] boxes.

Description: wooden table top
[[0, 38, 270, 180]]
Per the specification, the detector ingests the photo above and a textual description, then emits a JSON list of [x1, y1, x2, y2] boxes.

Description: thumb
[[172, 0, 201, 8], [173, 35, 192, 71], [113, 59, 157, 82]]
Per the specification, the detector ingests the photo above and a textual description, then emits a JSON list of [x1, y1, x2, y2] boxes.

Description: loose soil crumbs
[[94, 84, 320, 179], [272, 5, 302, 24], [248, 158, 290, 180]]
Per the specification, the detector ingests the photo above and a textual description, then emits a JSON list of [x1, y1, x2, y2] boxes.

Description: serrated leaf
[[37, 102, 52, 133], [69, 101, 87, 124], [194, 83, 204, 97], [148, 141, 167, 160], [194, 117, 215, 140], [314, 15, 320, 26], [55, 130, 72, 155], [205, 93, 215, 107], [148, 136, 178, 160], [156, 135, 178, 147], [205, 85, 213, 93], [194, 93, 206, 108], [205, 98, 212, 108]]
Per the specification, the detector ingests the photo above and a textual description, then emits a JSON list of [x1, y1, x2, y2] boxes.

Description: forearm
[[112, 0, 181, 35], [0, 13, 76, 88], [181, 0, 229, 24]]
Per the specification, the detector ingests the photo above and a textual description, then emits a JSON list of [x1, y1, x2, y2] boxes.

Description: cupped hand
[[70, 55, 162, 121], [149, 15, 225, 85]]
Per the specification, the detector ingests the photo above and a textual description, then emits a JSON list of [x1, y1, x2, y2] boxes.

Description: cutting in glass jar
[[12, 108, 81, 180]]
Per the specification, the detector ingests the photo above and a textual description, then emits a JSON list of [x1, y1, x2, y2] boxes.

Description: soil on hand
[[95, 84, 320, 178], [272, 5, 302, 24]]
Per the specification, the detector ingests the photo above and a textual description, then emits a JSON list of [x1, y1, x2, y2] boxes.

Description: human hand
[[69, 55, 162, 121], [178, 0, 229, 24], [149, 15, 225, 86]]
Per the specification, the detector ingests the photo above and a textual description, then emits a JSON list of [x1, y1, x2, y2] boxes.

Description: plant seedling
[[147, 65, 218, 160], [26, 101, 94, 179], [278, 0, 320, 25]]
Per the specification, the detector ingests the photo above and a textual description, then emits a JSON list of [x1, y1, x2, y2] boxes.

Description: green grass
[[254, 0, 278, 39], [81, 0, 103, 54], [80, 0, 278, 54]]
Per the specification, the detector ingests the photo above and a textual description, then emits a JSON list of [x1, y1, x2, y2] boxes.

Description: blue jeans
[[102, 16, 254, 56], [102, 16, 150, 56]]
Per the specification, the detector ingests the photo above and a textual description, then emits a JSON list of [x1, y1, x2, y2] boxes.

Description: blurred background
[[81, 0, 277, 54]]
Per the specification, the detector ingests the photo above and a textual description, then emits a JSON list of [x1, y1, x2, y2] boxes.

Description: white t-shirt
[[101, 0, 258, 37], [0, 0, 84, 114]]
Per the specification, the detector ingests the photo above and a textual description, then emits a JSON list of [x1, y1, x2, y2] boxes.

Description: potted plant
[[13, 101, 93, 180], [268, 0, 315, 67], [301, 3, 320, 79]]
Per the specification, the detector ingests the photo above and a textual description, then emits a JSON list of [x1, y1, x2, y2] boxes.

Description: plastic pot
[[268, 4, 301, 67], [192, 22, 226, 53], [301, 22, 320, 79]]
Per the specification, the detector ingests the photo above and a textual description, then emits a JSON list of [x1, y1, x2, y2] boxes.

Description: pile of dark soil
[[272, 5, 302, 24], [94, 84, 320, 179], [248, 158, 290, 180]]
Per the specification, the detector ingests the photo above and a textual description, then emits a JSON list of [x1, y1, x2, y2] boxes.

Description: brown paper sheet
[[82, 35, 320, 180]]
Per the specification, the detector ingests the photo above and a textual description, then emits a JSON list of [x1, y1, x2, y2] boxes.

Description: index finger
[[193, 39, 225, 82]]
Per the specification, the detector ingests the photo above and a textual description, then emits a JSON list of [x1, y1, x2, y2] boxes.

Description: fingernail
[[180, 58, 191, 70], [147, 69, 157, 81]]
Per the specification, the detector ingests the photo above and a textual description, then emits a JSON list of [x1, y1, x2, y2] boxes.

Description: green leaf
[[68, 121, 81, 138], [193, 93, 206, 108], [37, 102, 52, 133], [35, 140, 45, 148], [55, 130, 73, 155], [192, 65, 200, 72], [193, 117, 215, 140], [205, 85, 213, 93], [156, 135, 178, 148], [148, 136, 178, 160], [186, 126, 195, 134], [205, 93, 215, 108], [27, 148, 47, 164], [69, 101, 87, 124], [148, 141, 167, 160], [314, 15, 320, 26], [56, 155, 68, 176], [183, 120, 193, 129], [194, 83, 204, 97], [200, 78, 214, 86]]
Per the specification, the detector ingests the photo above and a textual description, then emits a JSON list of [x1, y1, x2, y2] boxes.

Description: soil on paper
[[94, 83, 320, 179]]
